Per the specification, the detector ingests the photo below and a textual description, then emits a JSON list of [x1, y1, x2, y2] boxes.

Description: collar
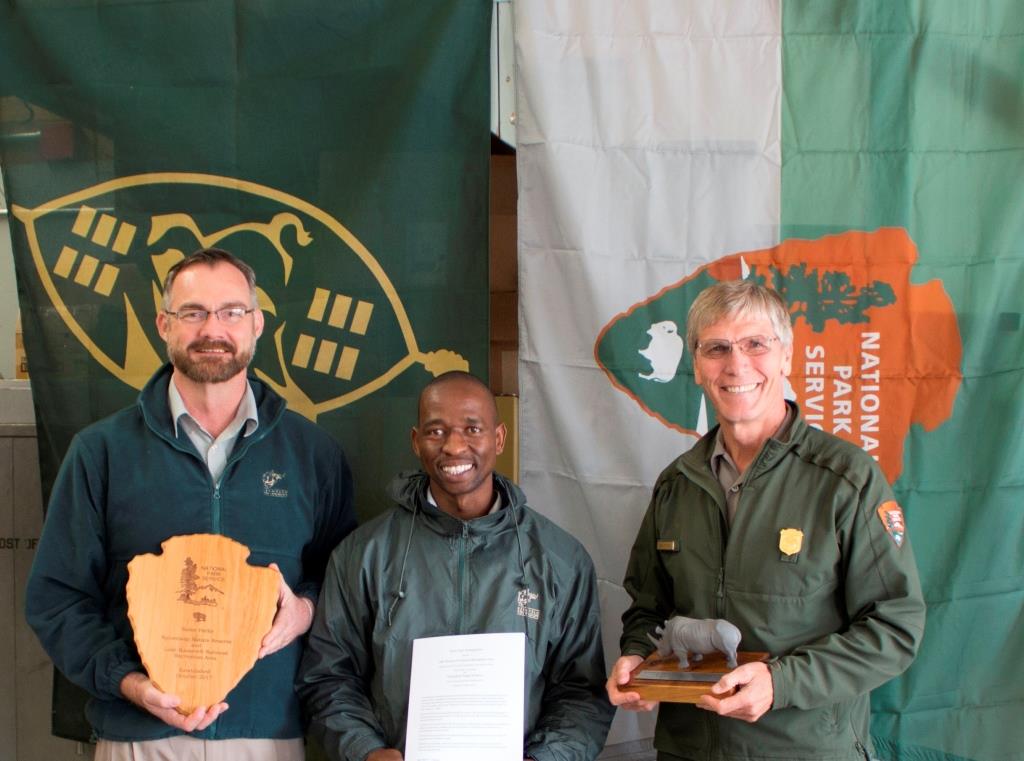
[[711, 401, 795, 471], [426, 484, 504, 517], [168, 378, 259, 439]]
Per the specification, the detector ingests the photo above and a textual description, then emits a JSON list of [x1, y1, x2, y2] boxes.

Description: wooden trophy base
[[625, 651, 769, 703]]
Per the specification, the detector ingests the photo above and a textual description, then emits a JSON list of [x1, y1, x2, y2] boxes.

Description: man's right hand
[[120, 671, 228, 732], [366, 750, 403, 761], [606, 655, 658, 712]]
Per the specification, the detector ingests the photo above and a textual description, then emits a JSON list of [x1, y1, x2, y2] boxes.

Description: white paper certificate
[[404, 632, 525, 761]]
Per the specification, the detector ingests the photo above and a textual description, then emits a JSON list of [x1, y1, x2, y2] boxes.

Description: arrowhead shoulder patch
[[876, 501, 906, 548]]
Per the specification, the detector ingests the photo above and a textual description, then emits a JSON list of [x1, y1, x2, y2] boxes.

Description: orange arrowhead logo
[[595, 228, 962, 483]]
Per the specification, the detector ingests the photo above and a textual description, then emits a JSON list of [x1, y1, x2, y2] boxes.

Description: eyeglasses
[[163, 307, 256, 325], [696, 335, 779, 359]]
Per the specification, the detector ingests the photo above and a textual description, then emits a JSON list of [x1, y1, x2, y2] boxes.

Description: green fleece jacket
[[621, 404, 925, 761], [26, 363, 355, 741], [299, 471, 614, 761]]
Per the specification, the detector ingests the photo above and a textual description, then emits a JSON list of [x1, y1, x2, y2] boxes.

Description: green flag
[[783, 4, 1024, 759], [516, 2, 1021, 759], [1, 0, 491, 739]]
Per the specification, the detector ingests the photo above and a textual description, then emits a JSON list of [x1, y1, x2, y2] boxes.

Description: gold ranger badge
[[778, 528, 804, 556]]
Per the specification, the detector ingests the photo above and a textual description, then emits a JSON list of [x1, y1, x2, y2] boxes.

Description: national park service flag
[[515, 2, 1023, 759]]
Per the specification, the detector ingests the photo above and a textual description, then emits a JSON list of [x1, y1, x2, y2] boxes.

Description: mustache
[[187, 339, 236, 353]]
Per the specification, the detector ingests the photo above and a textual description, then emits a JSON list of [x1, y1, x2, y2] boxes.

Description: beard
[[167, 338, 256, 384]]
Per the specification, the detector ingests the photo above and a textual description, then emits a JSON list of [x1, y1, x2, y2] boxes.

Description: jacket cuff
[[767, 658, 787, 710], [104, 655, 146, 701], [621, 643, 655, 659], [348, 735, 387, 761], [294, 581, 319, 606]]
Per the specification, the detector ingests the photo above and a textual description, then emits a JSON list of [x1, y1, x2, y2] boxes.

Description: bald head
[[417, 371, 498, 424]]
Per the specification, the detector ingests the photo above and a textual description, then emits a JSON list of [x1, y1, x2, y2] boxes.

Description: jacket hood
[[382, 470, 530, 626], [386, 470, 528, 525]]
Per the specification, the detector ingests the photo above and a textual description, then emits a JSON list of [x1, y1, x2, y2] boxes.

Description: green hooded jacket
[[299, 471, 614, 761]]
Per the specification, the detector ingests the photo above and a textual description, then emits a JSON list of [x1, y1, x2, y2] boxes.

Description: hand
[[120, 671, 228, 731], [606, 655, 658, 712], [259, 563, 315, 659], [366, 750, 403, 761], [697, 661, 773, 722]]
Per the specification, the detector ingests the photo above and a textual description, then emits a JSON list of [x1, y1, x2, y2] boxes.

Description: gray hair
[[162, 248, 257, 309], [685, 279, 793, 353]]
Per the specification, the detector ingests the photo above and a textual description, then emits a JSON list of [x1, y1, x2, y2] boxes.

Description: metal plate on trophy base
[[625, 651, 769, 703], [126, 534, 280, 715]]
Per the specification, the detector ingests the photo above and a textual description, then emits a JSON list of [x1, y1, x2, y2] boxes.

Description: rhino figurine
[[648, 616, 741, 669]]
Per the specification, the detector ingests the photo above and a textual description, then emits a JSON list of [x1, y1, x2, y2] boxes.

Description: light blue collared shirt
[[168, 379, 259, 485]]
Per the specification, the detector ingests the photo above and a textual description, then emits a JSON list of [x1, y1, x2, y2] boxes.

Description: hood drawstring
[[387, 478, 530, 628], [387, 501, 418, 627], [507, 495, 532, 638], [508, 494, 528, 589]]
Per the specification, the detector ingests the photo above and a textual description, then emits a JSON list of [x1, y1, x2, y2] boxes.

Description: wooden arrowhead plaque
[[625, 651, 769, 703], [126, 534, 280, 715]]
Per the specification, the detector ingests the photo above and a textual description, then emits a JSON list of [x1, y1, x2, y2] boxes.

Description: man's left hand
[[258, 563, 315, 658], [697, 661, 773, 723]]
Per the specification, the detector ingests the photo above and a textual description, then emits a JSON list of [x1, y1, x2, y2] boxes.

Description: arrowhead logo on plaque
[[126, 534, 280, 714]]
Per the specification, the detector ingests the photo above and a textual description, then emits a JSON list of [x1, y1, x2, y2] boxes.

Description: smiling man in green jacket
[[607, 280, 925, 761], [299, 372, 613, 761]]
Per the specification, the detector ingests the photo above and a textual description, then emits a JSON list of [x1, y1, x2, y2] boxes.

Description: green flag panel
[[783, 3, 1024, 760], [1, 0, 491, 740]]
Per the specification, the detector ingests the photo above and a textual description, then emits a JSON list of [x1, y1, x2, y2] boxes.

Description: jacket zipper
[[457, 523, 469, 634], [210, 441, 260, 535], [711, 505, 727, 759], [211, 487, 221, 534], [716, 486, 728, 619], [715, 567, 725, 618], [151, 392, 279, 537]]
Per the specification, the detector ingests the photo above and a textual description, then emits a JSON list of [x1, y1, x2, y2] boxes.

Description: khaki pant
[[95, 736, 304, 761]]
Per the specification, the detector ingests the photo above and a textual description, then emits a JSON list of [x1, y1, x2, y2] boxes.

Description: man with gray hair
[[27, 247, 355, 760], [607, 279, 925, 760]]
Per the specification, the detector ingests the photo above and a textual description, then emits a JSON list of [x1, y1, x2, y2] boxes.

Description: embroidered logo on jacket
[[876, 501, 906, 547], [516, 588, 541, 621], [262, 470, 288, 498]]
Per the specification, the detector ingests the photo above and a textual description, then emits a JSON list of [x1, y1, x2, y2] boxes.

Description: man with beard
[[26, 248, 355, 761], [299, 372, 613, 761]]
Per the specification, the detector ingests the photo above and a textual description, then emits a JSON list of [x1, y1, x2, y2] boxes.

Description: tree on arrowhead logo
[[594, 228, 962, 483]]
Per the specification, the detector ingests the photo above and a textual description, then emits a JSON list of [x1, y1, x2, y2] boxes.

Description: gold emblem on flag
[[12, 173, 470, 420], [778, 528, 803, 556]]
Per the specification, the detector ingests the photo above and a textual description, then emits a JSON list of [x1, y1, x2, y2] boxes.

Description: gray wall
[[0, 209, 21, 382], [0, 176, 88, 758]]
